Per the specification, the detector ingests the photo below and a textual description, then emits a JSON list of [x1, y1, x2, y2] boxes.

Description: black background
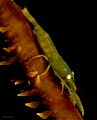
[[0, 0, 95, 120]]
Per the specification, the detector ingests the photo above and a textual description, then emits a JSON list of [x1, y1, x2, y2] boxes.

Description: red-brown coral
[[0, 0, 84, 119]]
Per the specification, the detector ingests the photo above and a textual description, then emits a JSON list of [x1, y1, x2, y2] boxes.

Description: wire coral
[[0, 0, 84, 119]]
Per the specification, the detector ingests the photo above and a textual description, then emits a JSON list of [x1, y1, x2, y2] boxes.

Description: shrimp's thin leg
[[53, 71, 66, 93], [30, 54, 49, 61], [40, 65, 50, 77], [29, 54, 50, 76]]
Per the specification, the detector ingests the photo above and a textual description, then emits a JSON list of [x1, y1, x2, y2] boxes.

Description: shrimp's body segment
[[22, 8, 84, 116]]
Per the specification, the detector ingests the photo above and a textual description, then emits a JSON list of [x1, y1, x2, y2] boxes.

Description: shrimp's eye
[[66, 74, 71, 80]]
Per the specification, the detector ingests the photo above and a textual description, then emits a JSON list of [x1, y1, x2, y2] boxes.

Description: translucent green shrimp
[[22, 8, 84, 116]]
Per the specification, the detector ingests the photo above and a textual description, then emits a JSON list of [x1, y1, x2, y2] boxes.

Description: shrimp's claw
[[73, 92, 84, 116]]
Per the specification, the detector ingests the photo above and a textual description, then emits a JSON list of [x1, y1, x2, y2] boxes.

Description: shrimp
[[22, 8, 84, 116]]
